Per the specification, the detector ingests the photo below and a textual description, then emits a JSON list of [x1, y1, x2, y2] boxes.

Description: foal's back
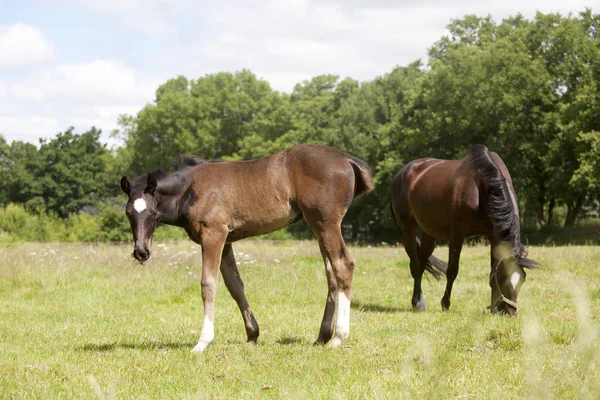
[[183, 144, 361, 241]]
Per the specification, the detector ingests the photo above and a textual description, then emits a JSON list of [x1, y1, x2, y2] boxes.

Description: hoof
[[191, 341, 210, 353], [412, 300, 427, 312], [412, 294, 426, 312], [329, 337, 343, 347], [314, 337, 329, 346]]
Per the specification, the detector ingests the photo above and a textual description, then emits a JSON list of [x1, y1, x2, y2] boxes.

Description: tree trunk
[[537, 187, 546, 227], [547, 196, 555, 226], [564, 194, 585, 227], [351, 220, 359, 242]]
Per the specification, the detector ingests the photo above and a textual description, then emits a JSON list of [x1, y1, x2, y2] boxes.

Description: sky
[[0, 0, 595, 146]]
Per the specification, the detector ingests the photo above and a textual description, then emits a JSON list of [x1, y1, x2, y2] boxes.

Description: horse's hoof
[[441, 301, 451, 311], [412, 301, 427, 312], [191, 342, 210, 353], [329, 337, 343, 347]]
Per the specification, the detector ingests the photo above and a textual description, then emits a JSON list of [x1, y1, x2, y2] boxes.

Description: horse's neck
[[156, 171, 191, 226]]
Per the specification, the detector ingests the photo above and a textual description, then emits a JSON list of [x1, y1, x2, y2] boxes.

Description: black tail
[[349, 157, 375, 196], [470, 145, 538, 269], [390, 201, 448, 279], [415, 237, 448, 279]]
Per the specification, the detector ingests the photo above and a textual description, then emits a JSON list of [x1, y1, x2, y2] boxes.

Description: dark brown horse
[[390, 145, 538, 316], [120, 144, 373, 352]]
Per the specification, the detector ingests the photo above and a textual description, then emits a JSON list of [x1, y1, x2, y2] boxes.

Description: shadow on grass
[[351, 299, 410, 313], [276, 337, 306, 345], [78, 341, 196, 352]]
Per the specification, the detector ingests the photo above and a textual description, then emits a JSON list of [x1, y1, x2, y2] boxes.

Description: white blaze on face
[[330, 291, 350, 347], [133, 198, 147, 213], [510, 272, 521, 290]]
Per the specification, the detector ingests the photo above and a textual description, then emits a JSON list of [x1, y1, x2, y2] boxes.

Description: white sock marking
[[330, 292, 350, 347], [191, 316, 214, 353], [133, 198, 147, 213], [510, 272, 520, 290]]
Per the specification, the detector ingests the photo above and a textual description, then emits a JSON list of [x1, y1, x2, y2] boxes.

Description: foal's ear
[[120, 176, 130, 194], [145, 173, 157, 196]]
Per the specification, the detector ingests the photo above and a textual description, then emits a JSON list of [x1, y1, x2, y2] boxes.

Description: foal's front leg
[[220, 244, 260, 344], [192, 231, 226, 353]]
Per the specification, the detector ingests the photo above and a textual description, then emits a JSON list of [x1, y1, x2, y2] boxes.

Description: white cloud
[[11, 60, 156, 105], [0, 114, 60, 143], [43, 60, 156, 104], [12, 83, 45, 101], [0, 59, 157, 145], [0, 24, 55, 69], [72, 0, 190, 35]]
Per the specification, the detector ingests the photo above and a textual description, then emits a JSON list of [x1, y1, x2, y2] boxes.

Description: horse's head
[[489, 245, 538, 316], [120, 174, 158, 263]]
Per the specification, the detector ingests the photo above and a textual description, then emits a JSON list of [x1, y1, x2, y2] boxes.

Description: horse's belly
[[226, 206, 301, 242], [413, 211, 451, 240]]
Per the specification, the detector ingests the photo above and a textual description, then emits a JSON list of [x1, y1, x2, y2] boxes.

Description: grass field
[[1, 241, 599, 399]]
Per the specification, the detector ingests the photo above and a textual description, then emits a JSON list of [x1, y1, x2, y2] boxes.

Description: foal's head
[[120, 174, 159, 263]]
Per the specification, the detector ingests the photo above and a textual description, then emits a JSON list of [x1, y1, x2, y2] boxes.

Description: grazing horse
[[120, 144, 374, 352], [390, 145, 538, 316]]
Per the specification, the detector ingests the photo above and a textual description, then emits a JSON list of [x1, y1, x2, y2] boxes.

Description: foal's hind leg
[[441, 235, 464, 311], [314, 245, 338, 345], [401, 220, 427, 311], [220, 244, 260, 344], [309, 221, 355, 347]]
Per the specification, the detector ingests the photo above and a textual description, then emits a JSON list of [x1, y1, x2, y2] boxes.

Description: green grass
[[1, 241, 599, 399]]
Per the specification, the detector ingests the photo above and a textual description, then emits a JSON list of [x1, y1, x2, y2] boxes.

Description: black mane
[[173, 155, 224, 171], [129, 156, 225, 195], [470, 145, 527, 263]]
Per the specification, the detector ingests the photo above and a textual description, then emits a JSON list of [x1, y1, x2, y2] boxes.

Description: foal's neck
[[155, 170, 193, 227]]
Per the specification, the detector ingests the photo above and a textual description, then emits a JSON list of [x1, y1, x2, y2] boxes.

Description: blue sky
[[0, 0, 595, 146]]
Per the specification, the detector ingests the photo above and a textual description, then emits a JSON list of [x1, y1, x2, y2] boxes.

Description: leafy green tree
[[126, 70, 284, 173], [0, 138, 44, 209]]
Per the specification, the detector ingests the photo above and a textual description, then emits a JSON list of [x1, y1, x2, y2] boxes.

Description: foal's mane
[[173, 155, 224, 170], [130, 156, 226, 195], [470, 145, 528, 263]]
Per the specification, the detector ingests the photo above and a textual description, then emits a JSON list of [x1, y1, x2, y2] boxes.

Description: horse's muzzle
[[503, 303, 517, 317], [133, 247, 151, 263]]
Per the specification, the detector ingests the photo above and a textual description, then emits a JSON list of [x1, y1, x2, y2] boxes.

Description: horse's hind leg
[[441, 235, 464, 311], [220, 244, 260, 344], [309, 221, 355, 347], [402, 220, 427, 311], [314, 244, 337, 345]]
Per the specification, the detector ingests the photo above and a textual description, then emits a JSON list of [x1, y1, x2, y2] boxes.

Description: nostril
[[133, 248, 148, 260]]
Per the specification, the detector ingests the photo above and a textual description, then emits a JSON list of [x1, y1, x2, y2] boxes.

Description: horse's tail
[[349, 157, 374, 196], [470, 145, 538, 269], [415, 237, 448, 280], [390, 200, 448, 280]]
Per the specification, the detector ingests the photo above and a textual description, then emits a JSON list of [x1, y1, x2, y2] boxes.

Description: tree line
[[0, 10, 598, 243]]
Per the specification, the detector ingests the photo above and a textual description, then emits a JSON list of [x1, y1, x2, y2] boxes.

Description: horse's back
[[392, 155, 482, 240], [184, 144, 368, 241]]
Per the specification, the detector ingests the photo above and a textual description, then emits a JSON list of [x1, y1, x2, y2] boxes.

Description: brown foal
[[120, 144, 373, 352]]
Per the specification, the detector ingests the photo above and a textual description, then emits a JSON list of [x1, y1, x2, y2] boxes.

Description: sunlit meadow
[[1, 241, 599, 398]]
